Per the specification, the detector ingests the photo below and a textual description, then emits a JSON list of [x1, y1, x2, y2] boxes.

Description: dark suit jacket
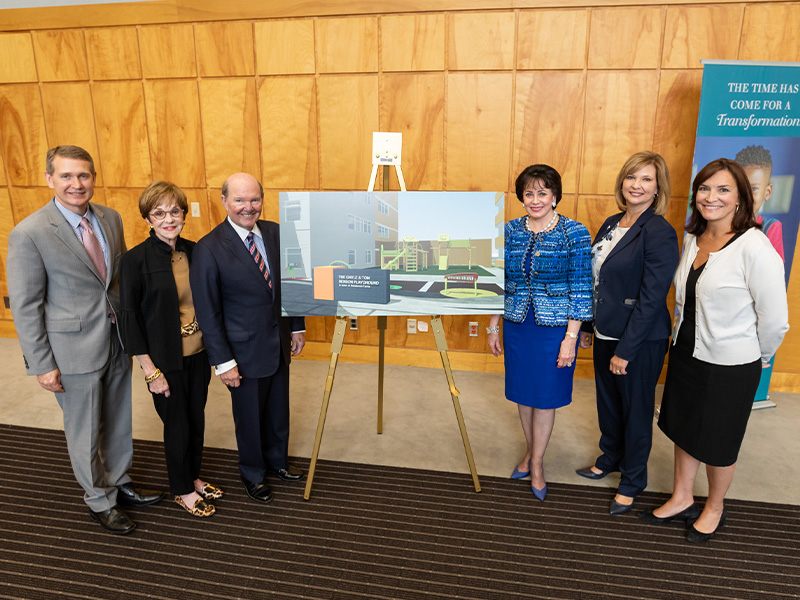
[[581, 207, 679, 362], [190, 218, 304, 379], [118, 231, 196, 374]]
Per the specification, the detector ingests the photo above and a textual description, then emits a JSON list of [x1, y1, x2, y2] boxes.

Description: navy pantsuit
[[593, 337, 667, 496], [582, 207, 678, 497]]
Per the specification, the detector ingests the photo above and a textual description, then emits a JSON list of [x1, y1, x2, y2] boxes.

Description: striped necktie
[[246, 232, 272, 289]]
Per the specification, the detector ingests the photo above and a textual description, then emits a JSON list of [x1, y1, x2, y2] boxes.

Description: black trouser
[[152, 351, 212, 495], [593, 337, 667, 497]]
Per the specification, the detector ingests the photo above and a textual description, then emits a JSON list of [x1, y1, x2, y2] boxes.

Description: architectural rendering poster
[[279, 191, 505, 317], [691, 60, 800, 400]]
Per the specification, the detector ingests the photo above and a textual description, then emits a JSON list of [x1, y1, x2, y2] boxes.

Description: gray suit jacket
[[7, 199, 126, 376]]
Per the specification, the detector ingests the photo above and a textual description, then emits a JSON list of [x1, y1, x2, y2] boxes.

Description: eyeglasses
[[149, 208, 184, 220]]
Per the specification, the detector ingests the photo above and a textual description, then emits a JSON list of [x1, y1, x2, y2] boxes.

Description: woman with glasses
[[119, 181, 221, 517]]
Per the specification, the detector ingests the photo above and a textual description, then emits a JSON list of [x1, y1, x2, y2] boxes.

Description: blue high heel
[[510, 464, 530, 479], [531, 484, 547, 501]]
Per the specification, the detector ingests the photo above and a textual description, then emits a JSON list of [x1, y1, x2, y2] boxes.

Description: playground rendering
[[279, 191, 504, 316]]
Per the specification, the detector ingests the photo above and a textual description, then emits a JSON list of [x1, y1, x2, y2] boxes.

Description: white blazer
[[672, 228, 788, 365]]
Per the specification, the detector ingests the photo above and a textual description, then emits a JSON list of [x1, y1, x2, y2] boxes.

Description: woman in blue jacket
[[488, 164, 592, 500], [575, 152, 678, 515]]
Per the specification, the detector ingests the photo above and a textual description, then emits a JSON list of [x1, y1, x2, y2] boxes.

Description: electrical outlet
[[407, 318, 417, 334], [469, 321, 479, 337], [191, 202, 200, 217], [349, 317, 358, 330]]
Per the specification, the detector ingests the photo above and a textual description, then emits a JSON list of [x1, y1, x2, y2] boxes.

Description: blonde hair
[[614, 151, 671, 216]]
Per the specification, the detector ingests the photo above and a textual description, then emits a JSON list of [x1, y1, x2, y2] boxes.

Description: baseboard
[[3, 318, 798, 391], [296, 340, 596, 378]]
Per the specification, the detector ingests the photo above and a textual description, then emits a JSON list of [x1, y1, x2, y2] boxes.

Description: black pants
[[152, 351, 212, 495], [230, 354, 290, 484], [593, 337, 667, 497]]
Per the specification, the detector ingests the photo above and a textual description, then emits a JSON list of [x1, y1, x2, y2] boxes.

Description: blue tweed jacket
[[504, 215, 593, 325]]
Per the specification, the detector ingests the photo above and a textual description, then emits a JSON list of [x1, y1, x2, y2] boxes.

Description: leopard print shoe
[[175, 495, 215, 517], [197, 483, 224, 500]]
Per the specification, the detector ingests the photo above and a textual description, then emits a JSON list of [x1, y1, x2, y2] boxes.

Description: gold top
[[172, 251, 204, 357]]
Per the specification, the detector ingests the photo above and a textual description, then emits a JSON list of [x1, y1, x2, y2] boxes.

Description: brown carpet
[[1, 423, 798, 600]]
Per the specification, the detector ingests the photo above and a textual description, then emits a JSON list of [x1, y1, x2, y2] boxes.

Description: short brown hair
[[138, 181, 188, 219], [46, 145, 95, 175], [686, 158, 761, 236], [614, 151, 671, 215]]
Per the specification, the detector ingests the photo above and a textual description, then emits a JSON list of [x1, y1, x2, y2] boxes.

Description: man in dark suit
[[7, 145, 164, 535], [190, 173, 305, 503]]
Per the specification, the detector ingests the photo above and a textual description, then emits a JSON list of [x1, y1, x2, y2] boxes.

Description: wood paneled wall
[[1, 1, 800, 389]]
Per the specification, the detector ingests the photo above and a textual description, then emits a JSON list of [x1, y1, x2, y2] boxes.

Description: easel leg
[[430, 316, 482, 492], [395, 164, 407, 192], [303, 316, 348, 500], [377, 315, 387, 434], [368, 164, 380, 191], [376, 163, 400, 436]]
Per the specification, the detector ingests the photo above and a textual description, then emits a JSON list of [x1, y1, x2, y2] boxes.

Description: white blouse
[[591, 224, 629, 340]]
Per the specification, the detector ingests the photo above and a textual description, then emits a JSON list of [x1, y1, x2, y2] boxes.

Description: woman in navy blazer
[[576, 152, 679, 515]]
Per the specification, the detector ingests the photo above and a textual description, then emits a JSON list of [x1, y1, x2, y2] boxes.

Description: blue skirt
[[504, 305, 576, 409]]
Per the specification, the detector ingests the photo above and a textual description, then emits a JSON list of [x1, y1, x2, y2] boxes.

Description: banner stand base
[[752, 398, 777, 410]]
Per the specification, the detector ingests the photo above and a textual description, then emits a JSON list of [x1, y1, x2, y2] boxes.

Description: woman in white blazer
[[638, 158, 789, 543]]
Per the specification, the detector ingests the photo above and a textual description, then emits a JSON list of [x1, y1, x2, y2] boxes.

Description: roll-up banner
[[691, 60, 800, 406]]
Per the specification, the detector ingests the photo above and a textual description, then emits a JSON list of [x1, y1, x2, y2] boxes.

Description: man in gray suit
[[7, 145, 163, 534]]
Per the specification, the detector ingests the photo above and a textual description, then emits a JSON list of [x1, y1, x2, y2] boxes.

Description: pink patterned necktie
[[80, 217, 107, 282], [246, 232, 272, 289]]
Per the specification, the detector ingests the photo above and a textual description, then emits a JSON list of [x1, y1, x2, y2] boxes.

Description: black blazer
[[582, 207, 679, 362], [118, 231, 196, 373], [190, 219, 304, 379]]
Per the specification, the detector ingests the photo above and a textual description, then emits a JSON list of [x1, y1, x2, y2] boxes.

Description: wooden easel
[[303, 142, 481, 500]]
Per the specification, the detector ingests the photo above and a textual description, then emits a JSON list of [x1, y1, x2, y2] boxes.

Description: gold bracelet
[[144, 369, 162, 384], [564, 331, 578, 339]]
